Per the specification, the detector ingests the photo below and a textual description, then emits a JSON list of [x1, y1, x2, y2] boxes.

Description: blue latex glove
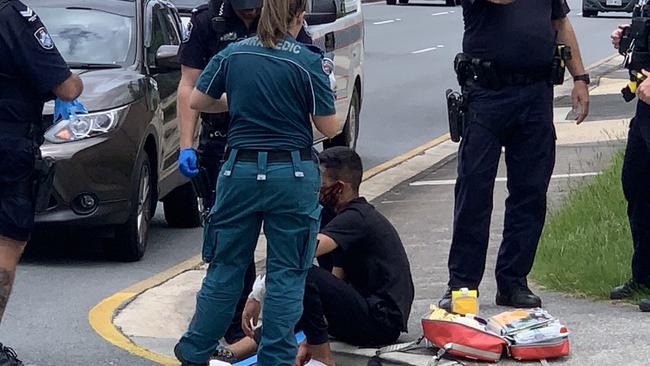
[[53, 98, 88, 124], [178, 148, 199, 177]]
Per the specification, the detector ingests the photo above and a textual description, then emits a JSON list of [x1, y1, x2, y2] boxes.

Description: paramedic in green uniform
[[173, 0, 338, 364]]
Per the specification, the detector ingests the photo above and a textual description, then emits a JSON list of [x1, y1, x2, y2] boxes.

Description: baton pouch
[[33, 156, 56, 213]]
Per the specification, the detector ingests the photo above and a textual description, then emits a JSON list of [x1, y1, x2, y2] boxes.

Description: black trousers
[[298, 266, 401, 347], [622, 101, 650, 285], [448, 82, 555, 292], [198, 130, 256, 344]]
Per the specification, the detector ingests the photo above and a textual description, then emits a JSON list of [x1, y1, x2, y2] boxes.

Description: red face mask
[[319, 182, 343, 210]]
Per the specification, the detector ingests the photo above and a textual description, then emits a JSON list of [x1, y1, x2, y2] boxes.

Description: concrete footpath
[[112, 55, 650, 365]]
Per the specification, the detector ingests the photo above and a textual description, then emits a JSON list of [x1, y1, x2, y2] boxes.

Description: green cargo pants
[[177, 149, 321, 365]]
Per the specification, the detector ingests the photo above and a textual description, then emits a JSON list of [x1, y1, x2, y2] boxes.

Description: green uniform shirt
[[196, 35, 336, 150]]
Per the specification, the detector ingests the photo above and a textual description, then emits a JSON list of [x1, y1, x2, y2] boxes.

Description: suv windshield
[[33, 6, 136, 67]]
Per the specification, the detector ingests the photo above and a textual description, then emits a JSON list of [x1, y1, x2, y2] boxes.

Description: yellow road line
[[88, 134, 450, 365], [362, 133, 450, 181]]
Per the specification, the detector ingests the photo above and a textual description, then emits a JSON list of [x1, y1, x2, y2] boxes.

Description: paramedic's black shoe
[[438, 287, 452, 312], [640, 299, 650, 312], [496, 286, 542, 308], [610, 279, 649, 300], [174, 344, 208, 366], [0, 343, 23, 366]]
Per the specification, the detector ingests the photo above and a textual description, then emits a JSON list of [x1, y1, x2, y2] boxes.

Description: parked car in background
[[386, 0, 460, 6], [582, 0, 638, 17], [28, 0, 201, 261]]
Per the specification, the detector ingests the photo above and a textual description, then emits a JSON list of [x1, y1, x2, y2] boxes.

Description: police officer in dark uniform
[[176, 0, 314, 352], [173, 0, 337, 361], [439, 0, 590, 310], [610, 12, 650, 313], [0, 0, 83, 364]]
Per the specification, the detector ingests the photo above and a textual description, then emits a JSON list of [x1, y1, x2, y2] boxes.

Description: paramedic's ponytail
[[258, 0, 307, 47]]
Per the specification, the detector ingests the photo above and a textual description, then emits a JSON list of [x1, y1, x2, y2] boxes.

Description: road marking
[[410, 172, 601, 186], [89, 134, 452, 365], [363, 134, 451, 180], [577, 12, 583, 16], [373, 19, 395, 25], [89, 254, 203, 366], [432, 11, 449, 16], [412, 46, 438, 54]]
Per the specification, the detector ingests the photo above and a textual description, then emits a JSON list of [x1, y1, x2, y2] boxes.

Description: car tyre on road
[[163, 182, 201, 228], [323, 89, 360, 150], [399, 0, 409, 4], [582, 9, 597, 17], [112, 150, 153, 262], [386, 0, 396, 5]]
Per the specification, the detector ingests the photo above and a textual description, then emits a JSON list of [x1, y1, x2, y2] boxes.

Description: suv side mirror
[[155, 45, 180, 72], [305, 0, 343, 25]]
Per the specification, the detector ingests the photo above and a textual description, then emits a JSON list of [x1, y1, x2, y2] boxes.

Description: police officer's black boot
[[640, 299, 650, 312], [496, 285, 542, 308], [610, 279, 650, 300], [0, 343, 23, 366], [437, 287, 453, 312]]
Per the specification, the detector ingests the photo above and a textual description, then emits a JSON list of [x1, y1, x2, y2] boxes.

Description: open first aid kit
[[421, 306, 570, 363]]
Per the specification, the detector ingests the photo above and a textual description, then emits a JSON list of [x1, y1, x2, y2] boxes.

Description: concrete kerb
[[93, 53, 628, 366]]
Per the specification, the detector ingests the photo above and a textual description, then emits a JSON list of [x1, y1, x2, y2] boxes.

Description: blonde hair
[[257, 0, 307, 48]]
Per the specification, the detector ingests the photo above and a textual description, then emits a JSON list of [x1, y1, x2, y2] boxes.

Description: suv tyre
[[112, 151, 153, 262]]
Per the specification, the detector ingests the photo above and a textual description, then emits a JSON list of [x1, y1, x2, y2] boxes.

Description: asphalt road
[[0, 2, 632, 365]]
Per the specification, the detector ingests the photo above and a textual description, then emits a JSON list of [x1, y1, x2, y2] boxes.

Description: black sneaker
[[610, 279, 650, 300], [174, 344, 208, 366], [211, 347, 239, 363], [0, 344, 23, 366], [496, 286, 542, 308], [438, 287, 452, 312], [640, 299, 650, 312]]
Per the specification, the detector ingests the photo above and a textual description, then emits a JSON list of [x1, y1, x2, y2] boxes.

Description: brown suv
[[30, 0, 198, 261]]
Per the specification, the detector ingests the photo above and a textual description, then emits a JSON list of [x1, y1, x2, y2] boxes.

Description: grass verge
[[532, 149, 648, 302]]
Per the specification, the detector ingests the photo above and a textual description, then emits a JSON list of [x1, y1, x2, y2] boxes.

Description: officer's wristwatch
[[573, 74, 591, 85]]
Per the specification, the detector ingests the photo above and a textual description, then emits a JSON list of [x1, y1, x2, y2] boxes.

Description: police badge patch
[[34, 27, 54, 50], [183, 20, 193, 43], [322, 58, 334, 75]]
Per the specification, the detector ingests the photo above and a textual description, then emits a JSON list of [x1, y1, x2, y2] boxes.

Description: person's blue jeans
[[177, 149, 321, 365], [447, 81, 556, 292]]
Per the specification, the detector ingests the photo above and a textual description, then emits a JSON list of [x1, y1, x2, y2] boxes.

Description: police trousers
[[622, 101, 650, 285], [197, 130, 255, 344], [178, 149, 322, 365], [447, 81, 555, 292]]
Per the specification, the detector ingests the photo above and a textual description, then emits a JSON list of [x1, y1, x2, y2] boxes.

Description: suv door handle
[[324, 32, 335, 52]]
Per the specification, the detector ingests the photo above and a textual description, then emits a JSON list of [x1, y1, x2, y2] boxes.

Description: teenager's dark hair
[[319, 147, 363, 192]]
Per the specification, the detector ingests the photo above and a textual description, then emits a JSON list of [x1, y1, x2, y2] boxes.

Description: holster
[[191, 167, 213, 223], [33, 153, 56, 213], [446, 89, 467, 143]]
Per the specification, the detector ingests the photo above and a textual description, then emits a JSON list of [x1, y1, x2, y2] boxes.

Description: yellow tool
[[451, 288, 479, 315]]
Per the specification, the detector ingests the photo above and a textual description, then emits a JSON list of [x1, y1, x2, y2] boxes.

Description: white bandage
[[248, 274, 266, 302]]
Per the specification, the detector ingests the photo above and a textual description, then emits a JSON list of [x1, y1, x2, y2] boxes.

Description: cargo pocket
[[0, 137, 34, 184], [202, 214, 218, 263], [299, 205, 322, 269]]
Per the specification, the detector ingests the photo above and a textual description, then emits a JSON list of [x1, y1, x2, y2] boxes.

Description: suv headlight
[[45, 105, 129, 143]]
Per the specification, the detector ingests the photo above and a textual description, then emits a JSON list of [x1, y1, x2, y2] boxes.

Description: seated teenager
[[235, 147, 415, 366]]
